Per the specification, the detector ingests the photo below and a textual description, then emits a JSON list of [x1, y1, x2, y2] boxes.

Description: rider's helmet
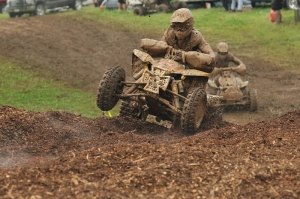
[[217, 42, 229, 54], [170, 8, 193, 40]]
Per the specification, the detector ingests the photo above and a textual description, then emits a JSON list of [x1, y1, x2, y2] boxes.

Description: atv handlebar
[[140, 38, 214, 72]]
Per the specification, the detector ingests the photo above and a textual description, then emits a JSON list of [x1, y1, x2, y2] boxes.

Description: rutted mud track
[[0, 15, 300, 198]]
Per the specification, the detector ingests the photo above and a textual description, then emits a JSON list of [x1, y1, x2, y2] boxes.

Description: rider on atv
[[207, 42, 258, 111], [213, 42, 246, 76], [140, 8, 215, 74]]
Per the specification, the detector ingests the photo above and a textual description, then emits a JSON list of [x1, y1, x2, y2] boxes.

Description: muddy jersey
[[215, 52, 242, 68], [161, 28, 215, 58]]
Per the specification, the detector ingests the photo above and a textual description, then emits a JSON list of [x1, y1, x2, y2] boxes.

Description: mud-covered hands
[[166, 47, 186, 63]]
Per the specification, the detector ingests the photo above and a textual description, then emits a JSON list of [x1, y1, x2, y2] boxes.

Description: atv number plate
[[142, 70, 170, 94]]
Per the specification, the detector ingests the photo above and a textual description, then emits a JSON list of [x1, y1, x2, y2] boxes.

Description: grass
[[0, 13, 8, 20], [0, 58, 120, 117], [68, 6, 300, 69]]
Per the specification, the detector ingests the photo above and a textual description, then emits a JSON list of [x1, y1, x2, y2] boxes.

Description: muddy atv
[[97, 47, 212, 134], [132, 0, 187, 16], [206, 66, 258, 111]]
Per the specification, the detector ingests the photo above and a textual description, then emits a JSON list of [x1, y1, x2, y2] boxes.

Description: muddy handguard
[[140, 38, 169, 57], [184, 51, 214, 73], [233, 64, 246, 75]]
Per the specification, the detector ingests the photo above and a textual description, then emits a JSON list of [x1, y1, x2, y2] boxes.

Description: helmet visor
[[171, 22, 190, 32]]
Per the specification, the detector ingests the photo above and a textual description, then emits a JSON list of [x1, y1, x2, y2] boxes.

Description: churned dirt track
[[0, 106, 299, 198], [0, 14, 300, 198]]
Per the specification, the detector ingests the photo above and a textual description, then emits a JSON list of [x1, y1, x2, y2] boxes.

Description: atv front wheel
[[97, 66, 125, 111], [181, 88, 207, 134], [248, 88, 258, 111]]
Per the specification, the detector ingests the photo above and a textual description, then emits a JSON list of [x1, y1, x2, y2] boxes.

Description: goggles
[[218, 51, 228, 55], [171, 23, 190, 32]]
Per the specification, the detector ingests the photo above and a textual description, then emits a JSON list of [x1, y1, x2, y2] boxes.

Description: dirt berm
[[0, 106, 299, 198]]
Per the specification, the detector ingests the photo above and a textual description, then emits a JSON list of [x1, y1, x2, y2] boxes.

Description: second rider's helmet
[[217, 42, 229, 54], [170, 8, 194, 40]]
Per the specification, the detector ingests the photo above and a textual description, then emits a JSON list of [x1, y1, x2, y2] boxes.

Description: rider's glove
[[167, 47, 186, 63]]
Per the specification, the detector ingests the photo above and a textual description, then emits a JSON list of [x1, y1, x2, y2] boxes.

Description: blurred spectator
[[271, 0, 283, 24], [231, 0, 243, 11], [222, 0, 231, 11], [99, 0, 108, 10], [118, 0, 127, 10]]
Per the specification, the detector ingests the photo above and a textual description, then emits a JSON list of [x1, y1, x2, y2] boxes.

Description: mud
[[0, 106, 299, 198], [0, 15, 300, 198]]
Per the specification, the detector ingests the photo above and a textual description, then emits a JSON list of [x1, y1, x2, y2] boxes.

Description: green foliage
[[0, 13, 8, 20], [0, 59, 119, 117]]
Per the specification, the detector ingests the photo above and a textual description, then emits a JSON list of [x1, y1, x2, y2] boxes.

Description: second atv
[[206, 65, 258, 111]]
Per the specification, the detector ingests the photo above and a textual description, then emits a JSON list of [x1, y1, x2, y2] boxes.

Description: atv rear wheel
[[119, 100, 147, 120], [181, 88, 207, 134], [157, 3, 170, 12], [133, 6, 146, 16], [9, 13, 18, 18], [249, 88, 258, 111], [97, 66, 125, 111]]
